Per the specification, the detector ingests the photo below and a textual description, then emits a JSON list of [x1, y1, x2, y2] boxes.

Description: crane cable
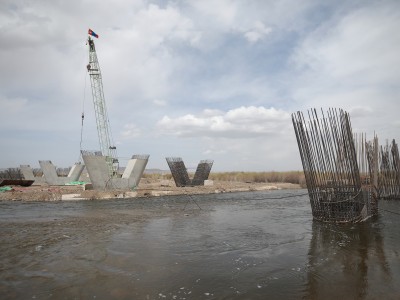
[[78, 59, 88, 163]]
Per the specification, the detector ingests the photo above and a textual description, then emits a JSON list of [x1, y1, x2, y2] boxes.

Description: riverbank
[[0, 179, 301, 201]]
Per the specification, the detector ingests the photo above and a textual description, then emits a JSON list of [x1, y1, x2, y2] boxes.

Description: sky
[[0, 0, 399, 172]]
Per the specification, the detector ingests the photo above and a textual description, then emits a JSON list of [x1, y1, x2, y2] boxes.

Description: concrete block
[[83, 183, 93, 190], [160, 180, 171, 187], [125, 191, 137, 198], [204, 180, 214, 186], [151, 191, 173, 196], [39, 161, 86, 186], [122, 155, 149, 187], [39, 160, 59, 185], [62, 193, 85, 200], [83, 153, 149, 190], [81, 155, 110, 189], [20, 165, 35, 180], [122, 159, 136, 179], [67, 163, 85, 181], [20, 165, 45, 185]]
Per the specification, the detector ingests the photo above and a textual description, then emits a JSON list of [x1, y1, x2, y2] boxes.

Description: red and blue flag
[[88, 29, 99, 38]]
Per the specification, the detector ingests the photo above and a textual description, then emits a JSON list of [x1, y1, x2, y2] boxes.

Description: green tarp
[[0, 186, 13, 192], [65, 181, 87, 186]]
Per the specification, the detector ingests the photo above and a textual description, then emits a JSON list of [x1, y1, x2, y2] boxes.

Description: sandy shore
[[0, 179, 301, 201]]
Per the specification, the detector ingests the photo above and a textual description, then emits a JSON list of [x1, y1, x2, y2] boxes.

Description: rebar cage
[[166, 157, 191, 187], [166, 157, 214, 187], [192, 160, 214, 186], [292, 108, 377, 223], [377, 140, 400, 199]]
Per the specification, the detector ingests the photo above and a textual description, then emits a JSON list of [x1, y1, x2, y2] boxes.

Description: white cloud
[[156, 106, 291, 138], [120, 123, 141, 140], [201, 109, 224, 117], [0, 0, 399, 171], [188, 0, 238, 28], [348, 106, 373, 118], [0, 96, 28, 113], [153, 99, 167, 106], [98, 4, 198, 104], [133, 3, 198, 46], [243, 21, 272, 43], [288, 1, 400, 142], [291, 2, 400, 86], [203, 148, 227, 155]]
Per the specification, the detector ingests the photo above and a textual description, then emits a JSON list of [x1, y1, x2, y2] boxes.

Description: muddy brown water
[[0, 190, 399, 299]]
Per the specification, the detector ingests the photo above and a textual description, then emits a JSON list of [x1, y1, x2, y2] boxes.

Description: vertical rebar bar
[[292, 108, 375, 222]]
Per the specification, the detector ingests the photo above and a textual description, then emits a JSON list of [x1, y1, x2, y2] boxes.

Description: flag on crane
[[88, 29, 99, 38]]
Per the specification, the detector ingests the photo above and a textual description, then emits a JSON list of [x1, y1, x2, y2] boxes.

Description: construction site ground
[[0, 179, 301, 201]]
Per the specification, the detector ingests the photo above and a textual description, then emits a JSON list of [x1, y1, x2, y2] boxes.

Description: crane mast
[[87, 36, 118, 176]]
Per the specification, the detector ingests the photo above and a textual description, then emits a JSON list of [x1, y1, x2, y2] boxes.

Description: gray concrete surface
[[39, 161, 84, 185], [20, 165, 46, 185], [82, 154, 149, 190]]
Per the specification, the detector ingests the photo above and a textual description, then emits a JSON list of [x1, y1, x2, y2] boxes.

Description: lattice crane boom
[[87, 35, 118, 175]]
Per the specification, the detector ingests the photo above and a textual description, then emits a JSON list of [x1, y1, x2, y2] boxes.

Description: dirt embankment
[[0, 179, 301, 202]]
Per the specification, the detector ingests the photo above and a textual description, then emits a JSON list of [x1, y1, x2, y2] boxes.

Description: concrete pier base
[[122, 155, 149, 187], [68, 164, 85, 180], [82, 152, 149, 190], [80, 155, 111, 189], [20, 165, 46, 185], [39, 161, 85, 185]]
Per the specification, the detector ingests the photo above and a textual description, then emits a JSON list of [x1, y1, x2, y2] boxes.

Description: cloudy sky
[[1, 0, 399, 172]]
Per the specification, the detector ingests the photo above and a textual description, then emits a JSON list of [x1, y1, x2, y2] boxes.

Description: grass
[[208, 171, 305, 185], [143, 171, 306, 186]]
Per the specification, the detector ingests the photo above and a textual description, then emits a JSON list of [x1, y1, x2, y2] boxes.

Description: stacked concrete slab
[[81, 152, 149, 190], [39, 160, 85, 185]]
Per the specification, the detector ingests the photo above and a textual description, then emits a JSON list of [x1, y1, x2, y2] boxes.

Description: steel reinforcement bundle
[[377, 140, 400, 199], [292, 108, 377, 223]]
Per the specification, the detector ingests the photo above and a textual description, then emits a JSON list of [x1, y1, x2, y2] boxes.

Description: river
[[0, 190, 399, 299]]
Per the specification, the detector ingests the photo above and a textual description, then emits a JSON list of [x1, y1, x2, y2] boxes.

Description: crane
[[86, 31, 118, 176]]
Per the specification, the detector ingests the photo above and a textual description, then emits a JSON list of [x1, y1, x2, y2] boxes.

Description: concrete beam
[[82, 153, 149, 190], [39, 160, 85, 185], [20, 165, 45, 185], [81, 155, 110, 189], [68, 164, 85, 181], [122, 155, 149, 187]]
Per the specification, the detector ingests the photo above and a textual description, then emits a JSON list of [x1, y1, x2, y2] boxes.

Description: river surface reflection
[[0, 191, 399, 299]]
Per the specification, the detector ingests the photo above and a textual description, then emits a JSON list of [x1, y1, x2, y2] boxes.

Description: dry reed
[[143, 171, 306, 187]]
